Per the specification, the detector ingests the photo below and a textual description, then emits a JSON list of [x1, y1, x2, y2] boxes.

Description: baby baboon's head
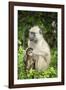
[[26, 48, 33, 56]]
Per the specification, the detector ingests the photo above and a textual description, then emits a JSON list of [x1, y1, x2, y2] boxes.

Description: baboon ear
[[39, 29, 42, 34]]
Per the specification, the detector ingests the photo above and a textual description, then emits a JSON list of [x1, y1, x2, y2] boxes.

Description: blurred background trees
[[18, 10, 58, 79], [18, 11, 57, 49]]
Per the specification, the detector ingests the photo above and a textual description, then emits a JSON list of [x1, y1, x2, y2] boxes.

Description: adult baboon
[[28, 26, 51, 71]]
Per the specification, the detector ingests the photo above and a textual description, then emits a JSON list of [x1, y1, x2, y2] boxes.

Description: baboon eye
[[31, 32, 35, 35], [30, 32, 35, 37]]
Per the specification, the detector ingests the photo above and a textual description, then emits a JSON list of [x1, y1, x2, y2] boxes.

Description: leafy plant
[[18, 46, 57, 79]]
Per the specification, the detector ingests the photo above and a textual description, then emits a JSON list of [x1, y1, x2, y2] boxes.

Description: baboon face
[[26, 48, 33, 56], [29, 26, 42, 43]]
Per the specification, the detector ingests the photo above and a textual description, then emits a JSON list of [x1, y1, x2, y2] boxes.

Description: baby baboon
[[25, 48, 35, 71]]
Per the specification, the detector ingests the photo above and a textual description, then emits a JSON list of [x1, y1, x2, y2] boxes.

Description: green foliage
[[26, 66, 57, 79], [18, 11, 57, 49], [18, 46, 57, 79], [18, 11, 58, 79], [18, 46, 26, 79]]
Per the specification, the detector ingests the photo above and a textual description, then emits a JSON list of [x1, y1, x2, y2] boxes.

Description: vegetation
[[18, 11, 58, 79]]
